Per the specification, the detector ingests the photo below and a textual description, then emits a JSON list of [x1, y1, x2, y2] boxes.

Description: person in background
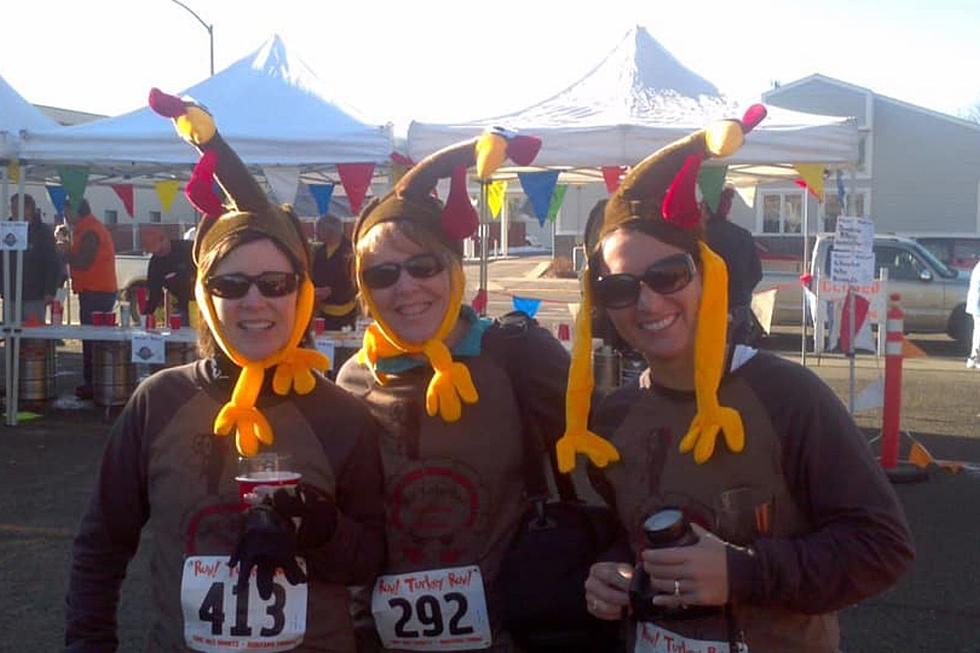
[[53, 223, 71, 290], [141, 225, 196, 324], [702, 185, 762, 344], [966, 258, 980, 368], [572, 109, 914, 652], [311, 214, 358, 330], [1, 193, 60, 323], [60, 198, 118, 400]]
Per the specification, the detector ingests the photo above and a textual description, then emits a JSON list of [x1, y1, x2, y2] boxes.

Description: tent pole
[[2, 165, 11, 425], [478, 181, 488, 316], [9, 166, 26, 425], [801, 188, 810, 366]]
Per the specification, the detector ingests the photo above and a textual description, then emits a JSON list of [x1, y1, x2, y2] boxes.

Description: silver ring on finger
[[673, 578, 681, 596]]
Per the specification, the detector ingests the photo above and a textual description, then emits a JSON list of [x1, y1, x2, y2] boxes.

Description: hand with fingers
[[584, 562, 634, 621], [228, 502, 306, 601], [643, 523, 730, 610]]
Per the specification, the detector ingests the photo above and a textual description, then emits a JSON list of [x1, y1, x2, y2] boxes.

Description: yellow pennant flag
[[907, 441, 934, 469], [155, 179, 181, 213], [487, 180, 508, 220], [793, 163, 824, 200], [6, 160, 20, 183]]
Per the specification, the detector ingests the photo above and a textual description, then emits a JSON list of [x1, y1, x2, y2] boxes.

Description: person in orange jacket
[[60, 198, 118, 399]]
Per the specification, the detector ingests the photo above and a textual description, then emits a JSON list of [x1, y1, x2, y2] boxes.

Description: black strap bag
[[492, 312, 624, 652]]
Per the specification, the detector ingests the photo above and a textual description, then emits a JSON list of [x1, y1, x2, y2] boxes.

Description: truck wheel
[[946, 304, 970, 344]]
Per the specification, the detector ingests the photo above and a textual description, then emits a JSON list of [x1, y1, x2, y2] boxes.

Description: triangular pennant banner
[[307, 183, 335, 216], [487, 180, 508, 220], [6, 160, 20, 183], [46, 186, 67, 214], [111, 184, 135, 218], [907, 441, 935, 468], [853, 377, 884, 414], [263, 166, 301, 206], [836, 291, 874, 353], [337, 163, 375, 215], [512, 296, 541, 318], [155, 179, 181, 213], [601, 166, 625, 193], [902, 337, 928, 358], [547, 184, 568, 222], [793, 163, 825, 200], [517, 170, 560, 227], [698, 165, 728, 213], [58, 166, 90, 211]]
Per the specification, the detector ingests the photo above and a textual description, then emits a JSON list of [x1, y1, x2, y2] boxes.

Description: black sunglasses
[[594, 253, 696, 309], [361, 253, 445, 290], [205, 271, 300, 299]]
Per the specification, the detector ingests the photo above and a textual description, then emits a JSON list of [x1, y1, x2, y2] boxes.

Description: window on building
[[821, 192, 867, 232], [760, 191, 803, 234], [149, 211, 162, 223], [104, 210, 118, 225]]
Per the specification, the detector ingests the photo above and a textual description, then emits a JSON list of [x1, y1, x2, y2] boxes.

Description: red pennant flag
[[839, 290, 870, 353], [601, 166, 625, 193], [111, 184, 135, 218], [337, 163, 375, 215]]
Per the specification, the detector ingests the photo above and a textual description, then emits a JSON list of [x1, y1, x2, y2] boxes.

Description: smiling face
[[210, 238, 298, 361], [359, 223, 453, 345], [598, 228, 702, 373]]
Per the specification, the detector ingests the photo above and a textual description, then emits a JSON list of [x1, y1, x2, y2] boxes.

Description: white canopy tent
[[20, 34, 394, 174], [0, 73, 60, 159], [408, 26, 858, 170]]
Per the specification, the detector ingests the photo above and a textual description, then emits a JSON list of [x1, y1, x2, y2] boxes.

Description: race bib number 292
[[372, 565, 492, 650], [181, 556, 308, 653]]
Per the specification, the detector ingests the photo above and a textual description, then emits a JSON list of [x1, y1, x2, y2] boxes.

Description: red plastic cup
[[91, 311, 105, 327], [557, 323, 571, 341], [235, 453, 300, 508], [105, 312, 117, 327], [314, 317, 326, 335], [143, 314, 156, 330], [169, 314, 182, 330]]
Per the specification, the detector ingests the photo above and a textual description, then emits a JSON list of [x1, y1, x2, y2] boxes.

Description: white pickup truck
[[758, 234, 972, 342]]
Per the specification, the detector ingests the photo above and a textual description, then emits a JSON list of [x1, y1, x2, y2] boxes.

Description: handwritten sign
[[832, 216, 875, 285], [0, 221, 28, 251], [131, 333, 165, 364]]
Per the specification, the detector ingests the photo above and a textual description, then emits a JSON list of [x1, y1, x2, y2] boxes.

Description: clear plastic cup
[[235, 453, 301, 508]]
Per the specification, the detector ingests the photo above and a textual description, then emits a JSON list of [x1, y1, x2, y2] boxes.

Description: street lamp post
[[169, 0, 214, 76]]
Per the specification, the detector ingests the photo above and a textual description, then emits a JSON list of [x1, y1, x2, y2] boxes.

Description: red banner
[[337, 163, 375, 215], [111, 184, 135, 218]]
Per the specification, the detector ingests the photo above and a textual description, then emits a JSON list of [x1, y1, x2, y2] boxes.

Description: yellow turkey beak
[[704, 120, 744, 158], [475, 132, 508, 180], [175, 106, 217, 146]]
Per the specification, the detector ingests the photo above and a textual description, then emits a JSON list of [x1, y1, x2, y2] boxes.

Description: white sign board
[[831, 216, 875, 286], [131, 333, 166, 364], [0, 221, 28, 251], [314, 337, 336, 372]]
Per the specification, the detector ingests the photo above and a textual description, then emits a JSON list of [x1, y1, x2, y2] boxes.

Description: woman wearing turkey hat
[[64, 89, 385, 652], [563, 107, 914, 651], [335, 130, 619, 651]]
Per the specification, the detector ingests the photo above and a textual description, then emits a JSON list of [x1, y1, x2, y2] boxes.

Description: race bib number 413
[[181, 555, 308, 653], [371, 565, 492, 650]]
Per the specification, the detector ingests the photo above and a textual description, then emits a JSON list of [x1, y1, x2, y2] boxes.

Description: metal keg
[[620, 350, 648, 387], [1, 339, 57, 402], [593, 344, 622, 395], [164, 342, 198, 368], [92, 342, 135, 407]]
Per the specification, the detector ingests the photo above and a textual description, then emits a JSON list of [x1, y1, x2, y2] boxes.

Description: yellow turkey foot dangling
[[422, 341, 478, 422], [272, 348, 331, 395], [556, 428, 622, 474], [678, 402, 745, 464], [214, 403, 274, 457]]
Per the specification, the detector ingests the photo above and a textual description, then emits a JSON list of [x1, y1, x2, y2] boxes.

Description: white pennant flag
[[263, 166, 301, 206], [853, 377, 884, 414]]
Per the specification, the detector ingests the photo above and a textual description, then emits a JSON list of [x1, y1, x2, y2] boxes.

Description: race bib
[[371, 565, 492, 650], [181, 556, 308, 653], [635, 622, 749, 653]]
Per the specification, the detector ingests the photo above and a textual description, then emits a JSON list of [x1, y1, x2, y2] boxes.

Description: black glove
[[270, 482, 339, 550], [228, 502, 307, 601]]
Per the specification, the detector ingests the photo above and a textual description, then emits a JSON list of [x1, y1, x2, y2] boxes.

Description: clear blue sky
[[4, 0, 979, 125]]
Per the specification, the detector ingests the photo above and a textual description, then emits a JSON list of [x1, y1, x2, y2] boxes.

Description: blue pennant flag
[[46, 185, 67, 217], [512, 296, 541, 318], [518, 171, 559, 227], [308, 183, 335, 216]]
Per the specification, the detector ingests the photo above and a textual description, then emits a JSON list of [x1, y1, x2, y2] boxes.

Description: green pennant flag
[[547, 184, 568, 222], [58, 166, 90, 211], [697, 165, 728, 214]]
